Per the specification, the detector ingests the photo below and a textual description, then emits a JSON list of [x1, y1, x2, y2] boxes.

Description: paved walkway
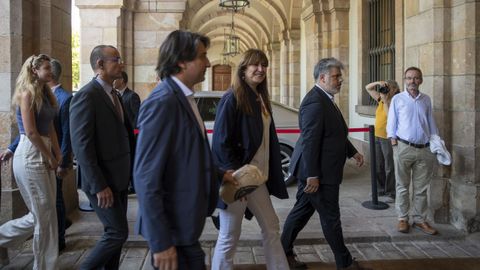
[[2, 161, 479, 269]]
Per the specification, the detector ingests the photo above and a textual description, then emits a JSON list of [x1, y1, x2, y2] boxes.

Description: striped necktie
[[110, 89, 124, 123]]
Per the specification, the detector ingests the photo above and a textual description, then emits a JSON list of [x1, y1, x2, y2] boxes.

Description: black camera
[[377, 85, 390, 94]]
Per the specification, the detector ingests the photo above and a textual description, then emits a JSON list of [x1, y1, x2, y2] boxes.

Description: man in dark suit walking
[[134, 30, 234, 270], [114, 71, 140, 194], [280, 58, 369, 270], [70, 45, 134, 270]]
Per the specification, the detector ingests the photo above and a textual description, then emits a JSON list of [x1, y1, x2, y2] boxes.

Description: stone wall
[[403, 0, 480, 232], [0, 0, 74, 223]]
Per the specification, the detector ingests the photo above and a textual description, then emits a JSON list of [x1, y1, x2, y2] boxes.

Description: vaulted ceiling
[[180, 0, 304, 63]]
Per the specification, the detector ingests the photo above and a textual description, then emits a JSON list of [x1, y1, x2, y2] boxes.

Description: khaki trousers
[[393, 140, 435, 223]]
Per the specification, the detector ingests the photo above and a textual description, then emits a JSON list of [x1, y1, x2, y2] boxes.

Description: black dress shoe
[[211, 215, 220, 230], [65, 218, 73, 230], [59, 242, 66, 252], [287, 255, 307, 269]]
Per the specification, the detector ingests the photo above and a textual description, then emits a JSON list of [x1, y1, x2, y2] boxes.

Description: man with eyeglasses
[[387, 67, 439, 235], [70, 45, 135, 269]]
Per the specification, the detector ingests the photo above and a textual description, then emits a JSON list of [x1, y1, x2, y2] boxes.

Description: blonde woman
[[0, 54, 61, 270]]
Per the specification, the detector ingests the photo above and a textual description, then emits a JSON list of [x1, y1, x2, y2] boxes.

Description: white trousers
[[211, 184, 288, 270], [0, 135, 58, 270]]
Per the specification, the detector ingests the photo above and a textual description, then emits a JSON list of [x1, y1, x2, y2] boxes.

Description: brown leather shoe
[[413, 222, 438, 235], [287, 255, 307, 269], [397, 220, 410, 233]]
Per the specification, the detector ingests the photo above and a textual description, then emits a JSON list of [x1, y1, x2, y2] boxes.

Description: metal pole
[[362, 125, 389, 210]]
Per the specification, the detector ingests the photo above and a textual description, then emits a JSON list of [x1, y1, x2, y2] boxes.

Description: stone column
[[0, 0, 73, 222], [288, 29, 301, 108], [132, 0, 186, 99], [265, 44, 273, 96], [77, 0, 124, 86], [301, 4, 321, 95], [269, 42, 281, 102], [316, 0, 350, 119], [279, 33, 289, 105]]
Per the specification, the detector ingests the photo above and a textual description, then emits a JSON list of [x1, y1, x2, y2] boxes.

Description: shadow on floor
[[229, 258, 480, 270]]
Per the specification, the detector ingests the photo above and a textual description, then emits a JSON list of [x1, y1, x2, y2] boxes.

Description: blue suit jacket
[[212, 89, 289, 211], [9, 85, 73, 169], [134, 77, 220, 253], [54, 86, 73, 168]]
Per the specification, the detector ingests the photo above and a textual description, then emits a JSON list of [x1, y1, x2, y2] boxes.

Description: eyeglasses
[[329, 74, 342, 79], [103, 57, 124, 64]]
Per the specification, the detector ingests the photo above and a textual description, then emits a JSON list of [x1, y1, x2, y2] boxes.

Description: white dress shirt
[[170, 76, 205, 137], [387, 90, 438, 144]]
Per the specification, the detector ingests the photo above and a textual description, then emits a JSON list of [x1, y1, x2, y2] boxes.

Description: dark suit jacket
[[212, 88, 288, 211], [70, 78, 134, 194], [133, 77, 220, 253], [54, 86, 73, 168], [290, 86, 358, 185], [120, 88, 141, 128]]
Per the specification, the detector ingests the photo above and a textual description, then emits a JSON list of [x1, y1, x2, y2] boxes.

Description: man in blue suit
[[48, 59, 73, 251], [134, 30, 234, 270]]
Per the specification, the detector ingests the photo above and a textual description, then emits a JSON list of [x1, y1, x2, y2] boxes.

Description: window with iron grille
[[367, 0, 395, 105]]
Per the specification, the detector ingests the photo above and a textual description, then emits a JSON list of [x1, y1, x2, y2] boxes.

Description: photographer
[[365, 80, 400, 202]]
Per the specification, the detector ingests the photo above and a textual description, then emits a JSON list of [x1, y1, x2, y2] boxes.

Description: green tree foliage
[[72, 31, 80, 90]]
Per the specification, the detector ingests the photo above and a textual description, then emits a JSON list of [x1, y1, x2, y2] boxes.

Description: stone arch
[[183, 0, 290, 45], [194, 11, 271, 43]]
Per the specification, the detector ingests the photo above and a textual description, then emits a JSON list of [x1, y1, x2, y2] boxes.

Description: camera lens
[[378, 86, 389, 94]]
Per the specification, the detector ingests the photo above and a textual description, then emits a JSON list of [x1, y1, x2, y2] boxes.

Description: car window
[[195, 97, 221, 121]]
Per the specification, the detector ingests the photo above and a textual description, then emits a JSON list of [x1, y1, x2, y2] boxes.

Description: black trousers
[[281, 181, 353, 269], [56, 176, 66, 245], [152, 241, 206, 270], [80, 190, 129, 270]]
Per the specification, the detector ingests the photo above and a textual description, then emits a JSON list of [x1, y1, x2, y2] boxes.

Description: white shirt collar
[[315, 83, 334, 101], [50, 84, 61, 93], [171, 76, 194, 97], [95, 76, 113, 96], [403, 88, 423, 100], [116, 86, 127, 96]]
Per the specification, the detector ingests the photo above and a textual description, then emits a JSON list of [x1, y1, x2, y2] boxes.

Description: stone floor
[[3, 236, 480, 269], [2, 161, 479, 269]]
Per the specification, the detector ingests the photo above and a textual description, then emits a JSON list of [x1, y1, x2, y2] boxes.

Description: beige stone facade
[[0, 0, 479, 232], [0, 0, 76, 223]]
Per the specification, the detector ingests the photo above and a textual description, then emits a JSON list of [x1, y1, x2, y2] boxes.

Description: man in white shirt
[[387, 67, 439, 235]]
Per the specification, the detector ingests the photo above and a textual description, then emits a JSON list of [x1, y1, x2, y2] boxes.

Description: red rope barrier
[[140, 127, 370, 135], [348, 127, 370, 133]]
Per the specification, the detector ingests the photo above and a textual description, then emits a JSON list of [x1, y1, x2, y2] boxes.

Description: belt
[[397, 137, 430, 149]]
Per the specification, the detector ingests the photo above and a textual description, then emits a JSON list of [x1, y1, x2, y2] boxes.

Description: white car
[[194, 91, 299, 185]]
